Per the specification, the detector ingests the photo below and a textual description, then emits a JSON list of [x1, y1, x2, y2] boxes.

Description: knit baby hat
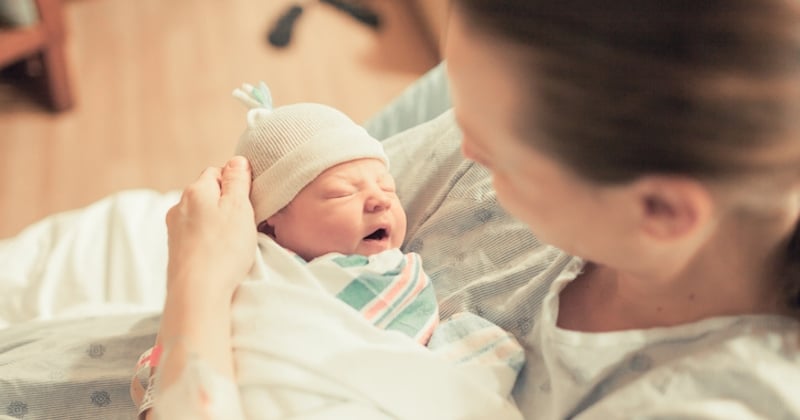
[[233, 82, 389, 223]]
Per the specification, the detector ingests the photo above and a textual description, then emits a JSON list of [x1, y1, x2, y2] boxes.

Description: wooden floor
[[0, 0, 438, 237]]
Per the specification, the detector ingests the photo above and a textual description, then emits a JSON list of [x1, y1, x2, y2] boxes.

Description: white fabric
[[152, 236, 523, 420], [0, 189, 179, 329]]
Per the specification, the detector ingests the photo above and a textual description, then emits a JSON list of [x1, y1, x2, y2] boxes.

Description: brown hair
[[454, 0, 800, 309]]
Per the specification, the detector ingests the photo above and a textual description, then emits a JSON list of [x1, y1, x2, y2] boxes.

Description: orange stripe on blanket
[[375, 259, 433, 330], [462, 335, 521, 367], [413, 306, 441, 345], [362, 253, 419, 321], [434, 325, 515, 362]]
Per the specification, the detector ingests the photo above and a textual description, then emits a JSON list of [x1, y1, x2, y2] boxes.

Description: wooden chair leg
[[40, 44, 72, 111], [35, 0, 73, 111]]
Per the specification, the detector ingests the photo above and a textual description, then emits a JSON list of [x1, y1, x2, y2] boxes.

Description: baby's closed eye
[[378, 177, 396, 193], [323, 191, 355, 199], [321, 185, 358, 198]]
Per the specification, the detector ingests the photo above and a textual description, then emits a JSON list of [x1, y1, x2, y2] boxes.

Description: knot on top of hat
[[233, 81, 274, 110]]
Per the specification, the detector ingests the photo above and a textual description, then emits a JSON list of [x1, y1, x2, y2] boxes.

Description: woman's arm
[[146, 156, 256, 419]]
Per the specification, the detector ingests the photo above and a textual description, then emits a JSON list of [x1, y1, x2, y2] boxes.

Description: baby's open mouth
[[364, 228, 388, 241]]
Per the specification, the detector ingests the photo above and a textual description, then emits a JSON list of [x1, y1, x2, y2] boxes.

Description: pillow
[[0, 0, 37, 27], [363, 62, 452, 141]]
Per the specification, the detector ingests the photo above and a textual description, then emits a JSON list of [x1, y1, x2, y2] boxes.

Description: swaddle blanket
[[283, 246, 441, 346], [256, 237, 525, 393], [138, 235, 524, 419]]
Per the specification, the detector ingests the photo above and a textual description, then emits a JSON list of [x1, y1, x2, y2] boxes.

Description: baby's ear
[[257, 220, 275, 237]]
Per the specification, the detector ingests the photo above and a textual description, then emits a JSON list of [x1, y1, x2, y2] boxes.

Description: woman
[[156, 0, 800, 418]]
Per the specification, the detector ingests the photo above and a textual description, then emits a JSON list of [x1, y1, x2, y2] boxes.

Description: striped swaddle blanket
[[313, 252, 439, 345], [303, 245, 524, 388]]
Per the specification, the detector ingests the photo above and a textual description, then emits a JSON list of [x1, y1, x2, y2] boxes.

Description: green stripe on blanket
[[334, 257, 406, 310], [333, 254, 438, 342], [384, 282, 439, 338]]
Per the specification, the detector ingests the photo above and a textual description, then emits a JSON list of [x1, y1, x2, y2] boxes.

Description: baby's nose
[[365, 191, 392, 212]]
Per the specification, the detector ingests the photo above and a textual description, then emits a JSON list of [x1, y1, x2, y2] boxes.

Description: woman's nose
[[365, 190, 392, 212]]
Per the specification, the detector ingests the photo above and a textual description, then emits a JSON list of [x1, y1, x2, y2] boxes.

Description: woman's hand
[[165, 156, 257, 297], [148, 156, 255, 410]]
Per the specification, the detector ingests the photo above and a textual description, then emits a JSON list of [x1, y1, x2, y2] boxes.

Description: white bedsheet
[[0, 189, 180, 329]]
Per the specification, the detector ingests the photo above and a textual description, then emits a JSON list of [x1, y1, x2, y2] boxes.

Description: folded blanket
[[146, 236, 524, 419]]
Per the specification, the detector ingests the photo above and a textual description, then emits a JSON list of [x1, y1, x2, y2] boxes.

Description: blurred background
[[0, 0, 448, 237]]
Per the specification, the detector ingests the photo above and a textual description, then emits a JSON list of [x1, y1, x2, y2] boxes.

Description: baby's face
[[266, 158, 407, 261]]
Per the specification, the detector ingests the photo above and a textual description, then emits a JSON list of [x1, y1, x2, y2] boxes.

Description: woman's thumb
[[220, 156, 252, 199]]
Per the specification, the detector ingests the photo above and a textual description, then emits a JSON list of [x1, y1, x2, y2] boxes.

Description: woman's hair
[[454, 0, 800, 309]]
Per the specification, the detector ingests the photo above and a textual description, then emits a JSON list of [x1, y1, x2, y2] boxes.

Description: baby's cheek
[[391, 235, 403, 249], [393, 226, 407, 249]]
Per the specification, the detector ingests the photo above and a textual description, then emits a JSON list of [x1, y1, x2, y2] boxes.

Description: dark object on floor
[[268, 0, 380, 49], [268, 4, 304, 48]]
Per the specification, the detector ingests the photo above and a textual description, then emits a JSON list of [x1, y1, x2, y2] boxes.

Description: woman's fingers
[[177, 157, 250, 210], [190, 166, 223, 200], [164, 157, 256, 295], [220, 156, 252, 204]]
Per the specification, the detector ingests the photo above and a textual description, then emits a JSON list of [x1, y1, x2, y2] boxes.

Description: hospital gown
[[512, 257, 800, 419]]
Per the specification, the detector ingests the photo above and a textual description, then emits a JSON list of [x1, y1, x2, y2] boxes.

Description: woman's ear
[[633, 176, 714, 241]]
